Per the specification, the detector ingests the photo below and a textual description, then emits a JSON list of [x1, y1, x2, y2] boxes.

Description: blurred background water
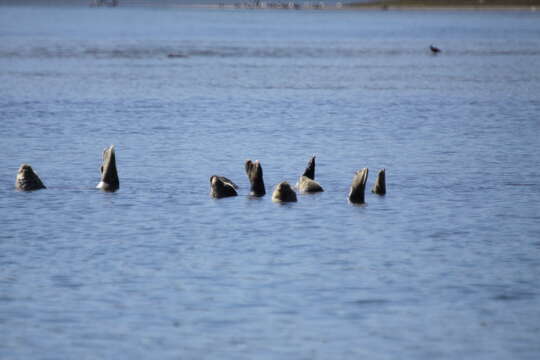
[[1, 5, 540, 359]]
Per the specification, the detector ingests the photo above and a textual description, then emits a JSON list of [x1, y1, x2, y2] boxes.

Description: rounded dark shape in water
[[348, 168, 369, 204], [96, 145, 119, 192], [210, 175, 238, 198], [302, 155, 316, 180], [272, 181, 297, 203], [15, 164, 46, 191], [430, 44, 441, 54], [372, 168, 386, 195], [297, 175, 324, 193], [245, 159, 265, 197]]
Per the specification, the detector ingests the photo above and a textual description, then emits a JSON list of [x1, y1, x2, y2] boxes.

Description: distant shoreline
[[346, 0, 540, 10], [344, 5, 539, 10], [1, 1, 539, 11], [109, 3, 540, 10], [148, 4, 539, 11], [93, 3, 540, 11]]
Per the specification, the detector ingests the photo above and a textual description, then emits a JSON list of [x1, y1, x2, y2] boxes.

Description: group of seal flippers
[[211, 155, 386, 204], [15, 148, 386, 204], [15, 145, 119, 193]]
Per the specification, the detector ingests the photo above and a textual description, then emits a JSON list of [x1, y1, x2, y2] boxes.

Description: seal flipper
[[245, 159, 265, 197], [15, 164, 46, 191], [302, 156, 316, 180], [97, 145, 119, 192], [348, 168, 369, 204], [372, 169, 386, 195]]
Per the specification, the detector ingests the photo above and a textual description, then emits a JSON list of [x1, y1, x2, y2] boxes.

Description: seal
[[15, 164, 46, 191], [272, 181, 297, 203], [372, 168, 386, 195], [245, 160, 265, 197], [96, 145, 119, 192], [348, 168, 369, 204], [297, 175, 324, 193], [210, 175, 238, 198]]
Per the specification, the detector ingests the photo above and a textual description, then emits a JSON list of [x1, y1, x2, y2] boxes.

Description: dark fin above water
[[245, 159, 265, 197], [96, 145, 119, 192], [302, 155, 316, 180], [372, 169, 386, 195], [348, 168, 369, 204]]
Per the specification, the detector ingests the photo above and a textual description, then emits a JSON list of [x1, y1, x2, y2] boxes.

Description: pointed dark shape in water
[[348, 168, 369, 204], [272, 181, 297, 203], [97, 145, 119, 192], [372, 169, 386, 195], [15, 164, 46, 191], [298, 155, 323, 193], [302, 155, 316, 180], [245, 159, 265, 197], [210, 175, 238, 198], [430, 44, 441, 54], [297, 176, 324, 193]]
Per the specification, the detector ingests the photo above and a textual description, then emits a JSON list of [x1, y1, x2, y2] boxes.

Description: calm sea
[[1, 5, 540, 359]]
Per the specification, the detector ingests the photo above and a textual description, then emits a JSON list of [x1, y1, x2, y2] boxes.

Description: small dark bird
[[430, 45, 441, 54]]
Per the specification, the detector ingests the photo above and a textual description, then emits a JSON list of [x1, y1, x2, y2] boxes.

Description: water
[[1, 6, 540, 359]]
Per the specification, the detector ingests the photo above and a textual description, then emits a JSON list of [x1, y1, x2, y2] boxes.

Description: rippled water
[[1, 6, 540, 359]]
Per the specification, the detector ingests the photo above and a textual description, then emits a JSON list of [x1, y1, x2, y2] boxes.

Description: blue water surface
[[1, 6, 540, 360]]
